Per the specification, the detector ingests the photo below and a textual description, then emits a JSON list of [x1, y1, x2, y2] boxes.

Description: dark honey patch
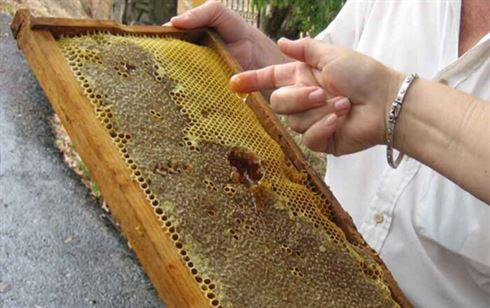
[[227, 148, 264, 184]]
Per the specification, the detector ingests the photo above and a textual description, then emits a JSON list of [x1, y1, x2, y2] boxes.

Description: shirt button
[[374, 213, 384, 224]]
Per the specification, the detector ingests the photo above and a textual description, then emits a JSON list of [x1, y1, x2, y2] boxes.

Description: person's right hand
[[229, 37, 403, 156], [169, 1, 289, 70]]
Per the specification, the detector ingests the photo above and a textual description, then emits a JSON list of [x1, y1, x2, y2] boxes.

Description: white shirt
[[316, 1, 490, 307]]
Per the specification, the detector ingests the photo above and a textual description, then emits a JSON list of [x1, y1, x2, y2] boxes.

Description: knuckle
[[292, 62, 302, 73], [268, 65, 277, 88], [288, 118, 306, 133], [270, 90, 290, 114], [270, 91, 282, 111], [301, 134, 320, 152]]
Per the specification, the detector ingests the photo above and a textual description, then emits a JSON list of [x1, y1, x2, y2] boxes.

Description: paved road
[[0, 13, 163, 308]]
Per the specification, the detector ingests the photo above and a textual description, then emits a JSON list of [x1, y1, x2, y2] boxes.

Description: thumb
[[170, 1, 247, 43], [278, 37, 337, 70]]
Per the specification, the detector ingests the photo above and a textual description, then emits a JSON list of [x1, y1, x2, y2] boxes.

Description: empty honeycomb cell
[[58, 33, 399, 308], [154, 207, 164, 216]]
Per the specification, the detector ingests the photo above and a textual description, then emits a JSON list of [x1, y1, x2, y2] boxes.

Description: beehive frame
[[11, 10, 411, 308]]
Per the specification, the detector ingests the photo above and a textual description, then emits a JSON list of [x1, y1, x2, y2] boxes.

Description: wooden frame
[[11, 10, 411, 308]]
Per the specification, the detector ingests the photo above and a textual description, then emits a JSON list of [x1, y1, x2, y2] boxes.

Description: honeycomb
[[58, 33, 399, 307]]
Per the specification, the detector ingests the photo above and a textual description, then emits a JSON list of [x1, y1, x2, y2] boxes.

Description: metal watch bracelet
[[386, 73, 418, 168]]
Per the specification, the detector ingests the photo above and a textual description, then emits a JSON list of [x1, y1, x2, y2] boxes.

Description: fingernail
[[308, 88, 325, 103], [230, 75, 241, 85], [334, 97, 350, 111], [325, 114, 337, 126], [229, 75, 241, 92], [278, 37, 292, 44], [162, 22, 172, 26]]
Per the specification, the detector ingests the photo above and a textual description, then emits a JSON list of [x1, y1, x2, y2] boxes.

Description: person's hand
[[169, 1, 288, 70], [229, 37, 404, 155]]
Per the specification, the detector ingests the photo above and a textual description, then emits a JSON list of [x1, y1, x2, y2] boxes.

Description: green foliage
[[252, 0, 344, 37]]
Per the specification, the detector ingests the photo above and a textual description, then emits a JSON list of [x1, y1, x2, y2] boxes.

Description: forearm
[[395, 79, 490, 203]]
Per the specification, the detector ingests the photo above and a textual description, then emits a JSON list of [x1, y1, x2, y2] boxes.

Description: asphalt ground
[[0, 12, 163, 308]]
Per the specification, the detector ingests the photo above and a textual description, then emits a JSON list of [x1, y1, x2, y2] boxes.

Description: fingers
[[270, 86, 326, 114], [287, 97, 350, 133], [300, 97, 354, 153], [302, 113, 338, 153], [170, 1, 248, 42], [229, 62, 299, 93], [287, 103, 330, 133], [270, 86, 352, 116], [277, 37, 338, 70]]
